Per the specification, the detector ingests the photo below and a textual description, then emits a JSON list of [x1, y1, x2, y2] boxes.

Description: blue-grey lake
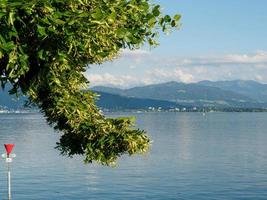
[[0, 112, 267, 200]]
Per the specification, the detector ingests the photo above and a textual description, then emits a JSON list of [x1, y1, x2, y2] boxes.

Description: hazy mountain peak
[[91, 80, 267, 109]]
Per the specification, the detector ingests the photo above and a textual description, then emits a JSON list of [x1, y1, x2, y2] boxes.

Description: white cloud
[[86, 68, 195, 87], [149, 68, 194, 83], [224, 51, 267, 64], [179, 51, 267, 66], [129, 65, 137, 69], [120, 49, 151, 57], [86, 50, 267, 87], [86, 73, 141, 88], [86, 72, 154, 88]]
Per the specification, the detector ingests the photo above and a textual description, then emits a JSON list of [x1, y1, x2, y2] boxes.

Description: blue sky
[[86, 0, 267, 88]]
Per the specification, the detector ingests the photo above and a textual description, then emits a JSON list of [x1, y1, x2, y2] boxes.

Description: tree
[[0, 0, 180, 165]]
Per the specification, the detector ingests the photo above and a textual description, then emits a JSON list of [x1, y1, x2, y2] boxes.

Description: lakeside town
[[1, 106, 267, 114]]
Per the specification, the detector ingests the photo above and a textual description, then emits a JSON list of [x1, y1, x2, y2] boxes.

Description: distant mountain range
[[1, 80, 267, 111], [92, 80, 267, 110], [198, 80, 267, 102]]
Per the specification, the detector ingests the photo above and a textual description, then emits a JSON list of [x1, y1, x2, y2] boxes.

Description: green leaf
[[8, 12, 15, 25], [0, 12, 5, 19], [107, 12, 116, 23], [37, 25, 47, 37], [171, 20, 176, 27], [164, 15, 171, 22], [174, 14, 181, 21], [44, 6, 54, 13], [148, 17, 156, 27], [38, 49, 45, 60], [152, 5, 160, 17], [0, 41, 16, 52], [55, 18, 65, 25], [0, 34, 6, 43], [91, 8, 103, 20]]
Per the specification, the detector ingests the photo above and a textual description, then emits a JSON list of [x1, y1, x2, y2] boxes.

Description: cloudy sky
[[85, 0, 267, 88]]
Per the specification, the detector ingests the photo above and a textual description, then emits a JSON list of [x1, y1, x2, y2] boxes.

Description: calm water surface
[[0, 112, 267, 200]]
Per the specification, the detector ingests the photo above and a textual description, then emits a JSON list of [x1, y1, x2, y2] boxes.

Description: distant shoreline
[[99, 107, 267, 113], [1, 108, 267, 115], [0, 109, 39, 114]]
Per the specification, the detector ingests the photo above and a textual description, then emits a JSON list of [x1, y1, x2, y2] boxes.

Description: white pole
[[7, 161, 11, 200]]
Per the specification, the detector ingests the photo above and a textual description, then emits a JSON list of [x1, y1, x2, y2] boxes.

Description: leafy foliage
[[0, 0, 180, 165]]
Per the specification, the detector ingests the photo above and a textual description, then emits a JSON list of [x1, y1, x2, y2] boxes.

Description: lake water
[[0, 112, 267, 200]]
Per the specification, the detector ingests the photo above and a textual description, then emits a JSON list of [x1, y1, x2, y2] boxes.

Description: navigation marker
[[2, 144, 15, 200]]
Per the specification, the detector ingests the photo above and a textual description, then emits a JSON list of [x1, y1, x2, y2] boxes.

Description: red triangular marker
[[4, 144, 14, 155]]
